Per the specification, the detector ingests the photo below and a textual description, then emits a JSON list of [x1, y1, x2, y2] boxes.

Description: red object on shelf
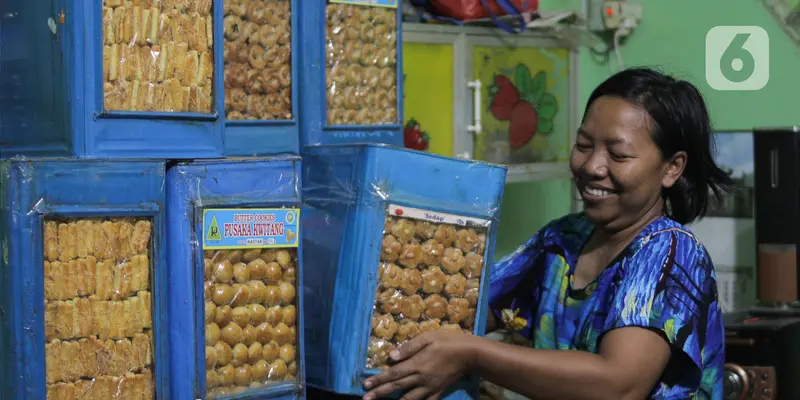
[[404, 119, 431, 151], [428, 0, 539, 21]]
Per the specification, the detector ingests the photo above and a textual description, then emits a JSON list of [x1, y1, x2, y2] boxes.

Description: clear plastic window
[[223, 0, 293, 120], [102, 0, 214, 113], [367, 208, 488, 369], [325, 3, 398, 126], [44, 218, 155, 399], [203, 247, 299, 398]]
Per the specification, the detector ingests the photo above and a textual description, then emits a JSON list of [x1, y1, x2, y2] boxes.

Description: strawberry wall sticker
[[488, 64, 559, 151], [403, 119, 430, 151], [489, 75, 519, 121]]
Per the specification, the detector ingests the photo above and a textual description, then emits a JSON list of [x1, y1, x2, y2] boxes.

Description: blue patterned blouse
[[488, 213, 724, 399]]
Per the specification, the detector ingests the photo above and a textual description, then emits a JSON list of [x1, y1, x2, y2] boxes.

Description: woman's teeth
[[585, 187, 613, 197]]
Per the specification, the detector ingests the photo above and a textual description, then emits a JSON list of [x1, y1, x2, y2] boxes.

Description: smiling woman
[[360, 68, 735, 400], [574, 69, 732, 230]]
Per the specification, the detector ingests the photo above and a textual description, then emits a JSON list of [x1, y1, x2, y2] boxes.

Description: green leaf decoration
[[520, 94, 536, 105], [538, 118, 554, 135], [530, 71, 547, 104], [514, 64, 533, 97], [538, 93, 558, 119]]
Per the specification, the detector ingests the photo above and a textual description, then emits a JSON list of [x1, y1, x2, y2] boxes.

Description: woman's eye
[[609, 152, 628, 160], [575, 143, 591, 150]]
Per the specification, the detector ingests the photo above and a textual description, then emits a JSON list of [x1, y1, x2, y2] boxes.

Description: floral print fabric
[[488, 213, 724, 399]]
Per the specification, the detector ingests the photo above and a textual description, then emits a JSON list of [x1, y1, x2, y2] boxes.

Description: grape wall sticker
[[488, 64, 559, 150]]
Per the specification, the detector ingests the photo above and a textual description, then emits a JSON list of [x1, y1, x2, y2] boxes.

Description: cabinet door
[[468, 41, 574, 167], [403, 41, 456, 156], [402, 24, 467, 157], [461, 35, 579, 258]]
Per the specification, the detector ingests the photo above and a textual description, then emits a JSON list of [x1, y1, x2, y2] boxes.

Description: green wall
[[495, 179, 574, 256], [494, 0, 800, 258]]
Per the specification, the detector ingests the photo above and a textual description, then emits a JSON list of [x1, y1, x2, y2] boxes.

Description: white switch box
[[602, 1, 623, 29], [598, 1, 643, 30]]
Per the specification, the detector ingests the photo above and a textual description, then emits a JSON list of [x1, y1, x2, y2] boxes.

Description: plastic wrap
[[0, 159, 167, 400], [203, 247, 299, 398], [368, 207, 488, 369], [44, 217, 156, 399], [165, 158, 303, 399], [223, 0, 292, 121], [325, 3, 398, 125], [102, 0, 214, 113], [1, 3, 225, 159], [301, 144, 506, 396]]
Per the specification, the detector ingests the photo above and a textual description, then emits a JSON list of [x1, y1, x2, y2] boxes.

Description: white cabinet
[[403, 23, 580, 184]]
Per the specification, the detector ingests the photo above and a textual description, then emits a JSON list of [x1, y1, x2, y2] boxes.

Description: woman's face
[[569, 96, 685, 231]]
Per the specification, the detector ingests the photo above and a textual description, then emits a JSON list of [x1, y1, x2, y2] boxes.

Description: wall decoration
[[403, 118, 430, 151], [489, 65, 558, 151], [472, 46, 571, 165]]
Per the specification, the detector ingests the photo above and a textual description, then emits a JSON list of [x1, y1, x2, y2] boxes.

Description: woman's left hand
[[362, 331, 479, 400]]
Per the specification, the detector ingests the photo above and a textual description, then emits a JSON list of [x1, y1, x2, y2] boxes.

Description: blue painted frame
[[298, 3, 404, 148], [0, 0, 71, 156], [166, 157, 306, 400], [0, 1, 225, 159], [302, 144, 507, 397], [223, 0, 301, 157], [0, 159, 169, 399]]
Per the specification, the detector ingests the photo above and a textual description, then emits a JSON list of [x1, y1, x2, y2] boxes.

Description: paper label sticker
[[202, 208, 299, 250], [330, 0, 399, 8], [388, 204, 491, 228]]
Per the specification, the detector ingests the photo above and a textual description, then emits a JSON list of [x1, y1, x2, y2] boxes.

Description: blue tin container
[[222, 0, 300, 156], [298, 2, 404, 147], [166, 157, 306, 400], [0, 1, 225, 159], [0, 159, 169, 399], [301, 144, 507, 397]]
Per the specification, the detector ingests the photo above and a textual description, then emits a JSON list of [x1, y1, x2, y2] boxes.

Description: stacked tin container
[[298, 3, 507, 399], [1, 1, 306, 399], [0, 1, 506, 399]]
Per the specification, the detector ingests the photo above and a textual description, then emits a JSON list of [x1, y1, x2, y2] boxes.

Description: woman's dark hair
[[584, 67, 734, 225]]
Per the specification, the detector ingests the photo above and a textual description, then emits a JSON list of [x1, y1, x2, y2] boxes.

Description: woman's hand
[[362, 331, 479, 400]]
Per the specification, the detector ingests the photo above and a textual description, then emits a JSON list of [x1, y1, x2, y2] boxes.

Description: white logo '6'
[[705, 26, 769, 91]]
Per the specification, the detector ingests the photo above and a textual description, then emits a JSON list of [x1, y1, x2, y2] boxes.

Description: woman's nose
[[582, 152, 608, 178]]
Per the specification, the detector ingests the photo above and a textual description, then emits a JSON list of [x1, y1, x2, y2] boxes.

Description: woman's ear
[[662, 151, 687, 189]]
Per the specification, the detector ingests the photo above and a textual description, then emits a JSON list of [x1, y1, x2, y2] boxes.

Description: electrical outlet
[[602, 1, 623, 29], [588, 0, 644, 32]]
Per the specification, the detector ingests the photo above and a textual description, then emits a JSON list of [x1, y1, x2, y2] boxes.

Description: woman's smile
[[579, 183, 618, 201]]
